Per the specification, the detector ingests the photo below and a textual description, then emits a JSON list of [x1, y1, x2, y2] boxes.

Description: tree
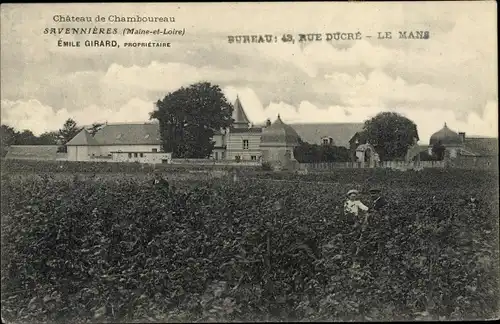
[[14, 130, 38, 145], [151, 82, 234, 158], [363, 112, 419, 161], [88, 122, 104, 136], [1, 124, 17, 157], [432, 140, 446, 160], [294, 138, 351, 163], [37, 131, 59, 145], [59, 119, 82, 144]]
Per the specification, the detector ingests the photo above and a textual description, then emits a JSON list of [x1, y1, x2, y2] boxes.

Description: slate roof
[[230, 127, 262, 133], [92, 123, 161, 145], [66, 129, 100, 146], [429, 123, 462, 145], [289, 123, 364, 148], [232, 96, 250, 125], [261, 115, 300, 145], [463, 137, 498, 156]]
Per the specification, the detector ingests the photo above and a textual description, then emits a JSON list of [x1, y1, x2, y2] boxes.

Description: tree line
[[1, 119, 103, 157]]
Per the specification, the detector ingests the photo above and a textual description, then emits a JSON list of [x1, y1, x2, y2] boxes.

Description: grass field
[[1, 160, 499, 322]]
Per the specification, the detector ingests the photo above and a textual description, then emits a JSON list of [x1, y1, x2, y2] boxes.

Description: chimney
[[458, 132, 465, 143], [265, 118, 271, 127]]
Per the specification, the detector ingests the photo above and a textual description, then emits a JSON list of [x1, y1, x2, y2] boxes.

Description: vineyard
[[1, 161, 499, 322]]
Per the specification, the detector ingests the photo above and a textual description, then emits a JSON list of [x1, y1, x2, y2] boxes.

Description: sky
[[1, 2, 497, 144]]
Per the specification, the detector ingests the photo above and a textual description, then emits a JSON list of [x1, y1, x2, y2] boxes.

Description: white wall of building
[[111, 152, 172, 164], [212, 134, 225, 147], [96, 144, 162, 156], [226, 133, 261, 161]]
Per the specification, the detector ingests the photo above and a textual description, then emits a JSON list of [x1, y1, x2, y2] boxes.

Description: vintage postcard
[[1, 1, 498, 323]]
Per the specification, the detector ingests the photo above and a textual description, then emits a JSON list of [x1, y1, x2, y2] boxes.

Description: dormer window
[[116, 134, 123, 139], [145, 134, 150, 139], [322, 137, 333, 145]]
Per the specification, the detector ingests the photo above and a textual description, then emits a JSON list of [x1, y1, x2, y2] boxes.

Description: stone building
[[59, 96, 368, 164], [66, 123, 171, 163], [428, 123, 497, 159], [260, 115, 300, 170]]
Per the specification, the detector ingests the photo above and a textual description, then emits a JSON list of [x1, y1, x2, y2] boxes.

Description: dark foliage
[[432, 141, 446, 161], [151, 82, 233, 158], [294, 139, 351, 163], [363, 112, 419, 161], [1, 166, 498, 322]]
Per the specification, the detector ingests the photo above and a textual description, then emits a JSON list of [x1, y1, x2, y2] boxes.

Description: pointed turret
[[232, 95, 250, 128]]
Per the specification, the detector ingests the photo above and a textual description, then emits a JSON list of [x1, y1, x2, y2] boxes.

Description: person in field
[[343, 189, 369, 217], [369, 188, 387, 212], [152, 170, 169, 189]]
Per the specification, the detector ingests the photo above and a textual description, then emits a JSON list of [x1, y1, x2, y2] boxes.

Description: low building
[[66, 122, 170, 164], [427, 123, 498, 169]]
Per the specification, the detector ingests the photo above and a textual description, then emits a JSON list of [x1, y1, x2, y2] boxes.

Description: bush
[[1, 169, 498, 322], [261, 161, 273, 171]]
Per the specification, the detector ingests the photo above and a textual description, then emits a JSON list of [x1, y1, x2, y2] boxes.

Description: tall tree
[[432, 140, 446, 160], [59, 119, 82, 144], [363, 112, 419, 161], [151, 82, 234, 158]]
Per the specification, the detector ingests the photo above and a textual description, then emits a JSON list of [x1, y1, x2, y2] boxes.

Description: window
[[251, 155, 257, 160], [322, 137, 333, 145], [221, 151, 226, 159], [243, 139, 249, 149], [215, 152, 219, 160], [128, 153, 132, 158], [134, 153, 138, 158], [140, 153, 144, 158], [235, 155, 241, 162], [152, 148, 158, 153]]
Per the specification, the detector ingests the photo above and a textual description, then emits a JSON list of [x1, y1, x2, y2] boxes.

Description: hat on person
[[369, 188, 381, 193], [347, 189, 359, 196]]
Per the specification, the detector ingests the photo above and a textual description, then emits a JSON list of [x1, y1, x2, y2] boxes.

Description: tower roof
[[232, 96, 250, 125], [261, 115, 300, 145], [66, 129, 99, 146], [429, 123, 462, 146]]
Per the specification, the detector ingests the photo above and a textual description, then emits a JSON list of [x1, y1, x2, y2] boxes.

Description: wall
[[261, 145, 297, 170], [226, 133, 261, 161], [68, 146, 101, 161], [6, 145, 63, 161], [97, 144, 162, 156], [449, 155, 498, 170], [210, 149, 226, 160], [212, 134, 226, 147], [300, 160, 446, 170], [67, 146, 90, 161], [170, 158, 260, 166], [111, 152, 172, 164]]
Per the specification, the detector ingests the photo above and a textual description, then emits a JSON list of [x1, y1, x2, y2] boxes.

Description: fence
[[299, 160, 446, 171], [170, 158, 260, 167]]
